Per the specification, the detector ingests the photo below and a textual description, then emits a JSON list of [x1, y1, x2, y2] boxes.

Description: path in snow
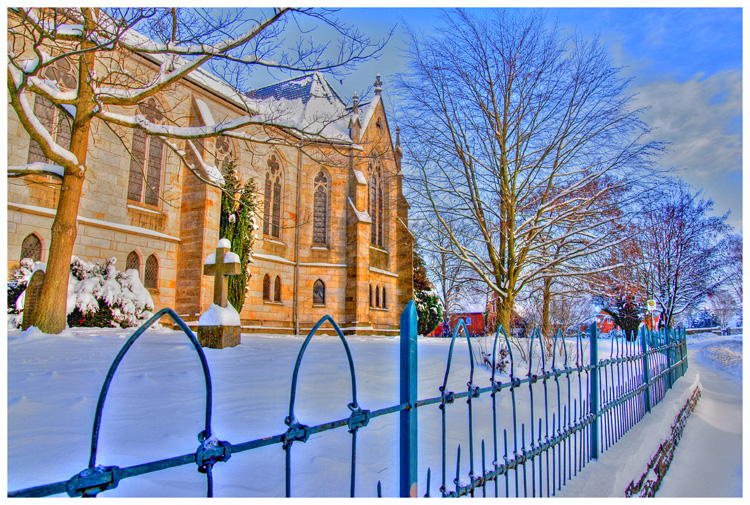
[[657, 336, 743, 497], [556, 333, 742, 498]]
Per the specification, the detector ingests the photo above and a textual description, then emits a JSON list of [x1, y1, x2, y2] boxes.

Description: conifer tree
[[219, 159, 257, 312]]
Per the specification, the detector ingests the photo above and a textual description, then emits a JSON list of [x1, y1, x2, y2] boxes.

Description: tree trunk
[[33, 169, 86, 333], [33, 14, 96, 334], [496, 295, 513, 337], [541, 277, 552, 339]]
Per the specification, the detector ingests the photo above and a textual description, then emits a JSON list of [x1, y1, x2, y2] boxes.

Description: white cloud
[[632, 70, 742, 229]]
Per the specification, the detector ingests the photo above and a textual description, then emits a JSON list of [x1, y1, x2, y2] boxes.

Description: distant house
[[427, 312, 485, 337], [579, 312, 617, 334]]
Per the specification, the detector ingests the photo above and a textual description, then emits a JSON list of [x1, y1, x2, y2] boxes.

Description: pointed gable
[[245, 72, 353, 142]]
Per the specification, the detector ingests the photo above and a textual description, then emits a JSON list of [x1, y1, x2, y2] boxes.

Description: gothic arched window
[[263, 274, 271, 301], [369, 284, 373, 307], [263, 155, 282, 238], [375, 285, 380, 308], [313, 279, 325, 305], [382, 286, 387, 308], [126, 251, 141, 275], [128, 98, 165, 207], [274, 275, 282, 302], [313, 171, 329, 245], [144, 254, 159, 289], [369, 162, 385, 247], [28, 59, 76, 165], [20, 234, 42, 262]]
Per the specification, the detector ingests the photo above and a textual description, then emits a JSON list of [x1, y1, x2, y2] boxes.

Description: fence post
[[640, 327, 651, 414], [665, 328, 673, 389], [400, 301, 418, 497], [681, 327, 688, 377], [589, 321, 599, 460]]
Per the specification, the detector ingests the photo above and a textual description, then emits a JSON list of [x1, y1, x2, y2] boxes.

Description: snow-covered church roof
[[121, 22, 382, 146], [244, 72, 379, 145]]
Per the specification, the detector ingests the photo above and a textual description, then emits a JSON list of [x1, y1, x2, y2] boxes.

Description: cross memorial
[[203, 239, 241, 308], [197, 238, 242, 349]]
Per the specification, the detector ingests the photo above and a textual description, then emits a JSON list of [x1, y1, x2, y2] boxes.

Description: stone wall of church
[[7, 61, 412, 335]]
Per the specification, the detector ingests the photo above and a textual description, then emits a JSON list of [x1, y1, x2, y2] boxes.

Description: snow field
[[6, 324, 741, 497]]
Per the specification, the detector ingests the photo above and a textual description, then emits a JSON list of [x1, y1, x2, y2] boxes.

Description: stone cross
[[203, 239, 241, 308], [22, 269, 45, 330]]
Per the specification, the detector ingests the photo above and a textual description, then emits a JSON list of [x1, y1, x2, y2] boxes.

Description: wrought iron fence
[[8, 302, 688, 498]]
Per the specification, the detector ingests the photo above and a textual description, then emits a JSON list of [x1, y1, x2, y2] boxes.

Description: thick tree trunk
[[496, 294, 513, 337], [34, 169, 86, 333], [33, 13, 96, 334]]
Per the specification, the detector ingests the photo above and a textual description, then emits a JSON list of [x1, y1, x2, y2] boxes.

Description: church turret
[[349, 91, 361, 143], [374, 74, 383, 96]]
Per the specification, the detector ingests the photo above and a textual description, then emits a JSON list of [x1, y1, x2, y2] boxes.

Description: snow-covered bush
[[11, 256, 154, 329], [415, 288, 443, 336]]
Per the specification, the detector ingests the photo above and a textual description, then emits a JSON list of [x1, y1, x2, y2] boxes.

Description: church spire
[[349, 91, 361, 143]]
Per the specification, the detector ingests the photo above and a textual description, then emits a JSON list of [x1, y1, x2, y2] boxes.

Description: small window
[[369, 284, 373, 307], [20, 234, 42, 262], [274, 275, 282, 302], [144, 254, 158, 289], [126, 251, 140, 274], [313, 279, 325, 305], [382, 286, 387, 308], [263, 274, 271, 301], [466, 317, 472, 326], [375, 286, 380, 308]]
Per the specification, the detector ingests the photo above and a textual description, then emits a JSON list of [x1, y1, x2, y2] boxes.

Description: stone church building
[[7, 48, 413, 335]]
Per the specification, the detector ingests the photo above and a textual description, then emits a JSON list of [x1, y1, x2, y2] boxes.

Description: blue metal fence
[[8, 302, 688, 498]]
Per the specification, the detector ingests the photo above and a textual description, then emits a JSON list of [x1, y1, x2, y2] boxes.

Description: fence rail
[[8, 303, 688, 498]]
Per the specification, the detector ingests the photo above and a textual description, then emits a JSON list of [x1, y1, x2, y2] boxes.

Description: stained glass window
[[144, 254, 158, 289], [313, 279, 325, 305], [274, 275, 282, 302], [313, 171, 328, 245], [126, 251, 140, 274], [369, 162, 386, 247], [263, 155, 282, 238], [263, 274, 271, 301], [128, 98, 165, 206], [27, 60, 75, 165], [20, 234, 41, 262]]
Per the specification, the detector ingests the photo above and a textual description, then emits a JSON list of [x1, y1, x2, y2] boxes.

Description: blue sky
[[319, 7, 742, 232]]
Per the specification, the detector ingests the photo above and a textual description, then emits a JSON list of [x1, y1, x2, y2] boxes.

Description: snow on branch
[[9, 162, 65, 179], [14, 93, 80, 168]]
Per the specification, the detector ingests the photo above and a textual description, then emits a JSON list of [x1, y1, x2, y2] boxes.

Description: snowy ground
[[5, 323, 743, 498], [556, 332, 743, 497]]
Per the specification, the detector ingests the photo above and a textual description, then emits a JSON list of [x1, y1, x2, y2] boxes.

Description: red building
[[427, 312, 486, 337]]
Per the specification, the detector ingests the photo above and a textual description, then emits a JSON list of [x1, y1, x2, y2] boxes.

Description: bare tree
[[638, 183, 731, 328], [706, 290, 739, 331], [397, 9, 663, 333], [7, 7, 387, 333], [722, 233, 742, 301]]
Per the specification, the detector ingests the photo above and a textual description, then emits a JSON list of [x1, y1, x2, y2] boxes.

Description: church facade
[[7, 50, 413, 335]]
